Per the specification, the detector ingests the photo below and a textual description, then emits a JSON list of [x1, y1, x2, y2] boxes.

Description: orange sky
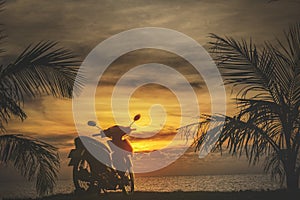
[[2, 0, 300, 178], [8, 76, 211, 153], [8, 49, 215, 153]]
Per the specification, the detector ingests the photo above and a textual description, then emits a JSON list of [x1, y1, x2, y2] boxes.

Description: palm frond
[[179, 114, 281, 165], [0, 88, 26, 132], [0, 134, 59, 196], [0, 41, 84, 103], [209, 34, 284, 104], [236, 98, 283, 139], [271, 23, 300, 106], [180, 23, 300, 189], [264, 151, 286, 186]]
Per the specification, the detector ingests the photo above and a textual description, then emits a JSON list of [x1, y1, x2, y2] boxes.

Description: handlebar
[[88, 114, 140, 137], [92, 127, 136, 138], [92, 133, 102, 137]]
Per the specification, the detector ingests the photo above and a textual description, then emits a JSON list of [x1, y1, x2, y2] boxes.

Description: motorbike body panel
[[68, 136, 134, 194], [68, 148, 84, 166]]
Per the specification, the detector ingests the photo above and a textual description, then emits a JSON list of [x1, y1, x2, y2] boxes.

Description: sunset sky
[[1, 0, 300, 179]]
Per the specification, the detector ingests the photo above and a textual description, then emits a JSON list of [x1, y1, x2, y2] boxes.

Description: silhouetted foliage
[[179, 23, 300, 190], [0, 134, 60, 195], [0, 0, 84, 196]]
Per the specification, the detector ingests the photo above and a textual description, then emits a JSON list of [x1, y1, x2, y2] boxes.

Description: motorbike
[[68, 114, 140, 196]]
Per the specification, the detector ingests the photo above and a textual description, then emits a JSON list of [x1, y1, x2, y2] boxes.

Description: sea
[[0, 174, 281, 199]]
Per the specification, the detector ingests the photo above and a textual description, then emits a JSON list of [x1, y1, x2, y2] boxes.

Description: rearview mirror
[[134, 114, 141, 121], [87, 121, 97, 127]]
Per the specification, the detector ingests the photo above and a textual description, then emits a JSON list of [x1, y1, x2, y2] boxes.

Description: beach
[[2, 175, 297, 200], [0, 174, 282, 199], [5, 190, 300, 200]]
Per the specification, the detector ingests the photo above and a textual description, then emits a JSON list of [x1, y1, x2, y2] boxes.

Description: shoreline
[[4, 190, 300, 200]]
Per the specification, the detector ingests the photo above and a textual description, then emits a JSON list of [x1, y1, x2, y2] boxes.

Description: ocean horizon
[[0, 174, 282, 199]]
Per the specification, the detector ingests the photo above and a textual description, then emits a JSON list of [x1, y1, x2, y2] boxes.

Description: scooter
[[68, 114, 140, 195]]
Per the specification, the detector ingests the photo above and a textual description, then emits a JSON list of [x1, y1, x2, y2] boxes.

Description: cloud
[[2, 0, 300, 178], [129, 131, 177, 142], [3, 0, 299, 60], [34, 133, 76, 149]]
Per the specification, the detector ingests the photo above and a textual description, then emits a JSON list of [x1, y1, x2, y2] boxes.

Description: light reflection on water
[[135, 175, 281, 192], [0, 174, 281, 199]]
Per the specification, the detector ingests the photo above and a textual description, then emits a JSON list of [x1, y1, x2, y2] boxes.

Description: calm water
[[0, 174, 281, 199]]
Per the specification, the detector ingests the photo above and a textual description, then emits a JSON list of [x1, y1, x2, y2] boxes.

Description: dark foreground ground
[[4, 190, 300, 200]]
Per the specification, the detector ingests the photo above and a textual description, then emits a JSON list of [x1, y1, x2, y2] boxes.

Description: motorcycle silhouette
[[68, 114, 140, 195]]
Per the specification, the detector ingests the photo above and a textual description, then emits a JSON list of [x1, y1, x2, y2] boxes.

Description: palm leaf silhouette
[[179, 23, 300, 190], [0, 134, 59, 195], [0, 1, 84, 196], [0, 41, 84, 130]]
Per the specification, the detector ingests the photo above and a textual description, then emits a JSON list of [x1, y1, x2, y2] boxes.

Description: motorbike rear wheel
[[73, 158, 110, 195], [122, 171, 134, 195], [73, 159, 95, 193]]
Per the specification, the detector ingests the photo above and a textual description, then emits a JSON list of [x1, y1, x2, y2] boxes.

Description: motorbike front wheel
[[122, 171, 134, 195]]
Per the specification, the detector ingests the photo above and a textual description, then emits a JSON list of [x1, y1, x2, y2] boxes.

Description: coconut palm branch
[[0, 89, 26, 131], [0, 41, 84, 130], [0, 42, 84, 195], [179, 23, 300, 190], [0, 41, 83, 99], [0, 0, 84, 196], [0, 134, 60, 195]]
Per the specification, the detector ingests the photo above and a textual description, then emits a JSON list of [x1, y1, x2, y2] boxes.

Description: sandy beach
[[5, 190, 300, 200]]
